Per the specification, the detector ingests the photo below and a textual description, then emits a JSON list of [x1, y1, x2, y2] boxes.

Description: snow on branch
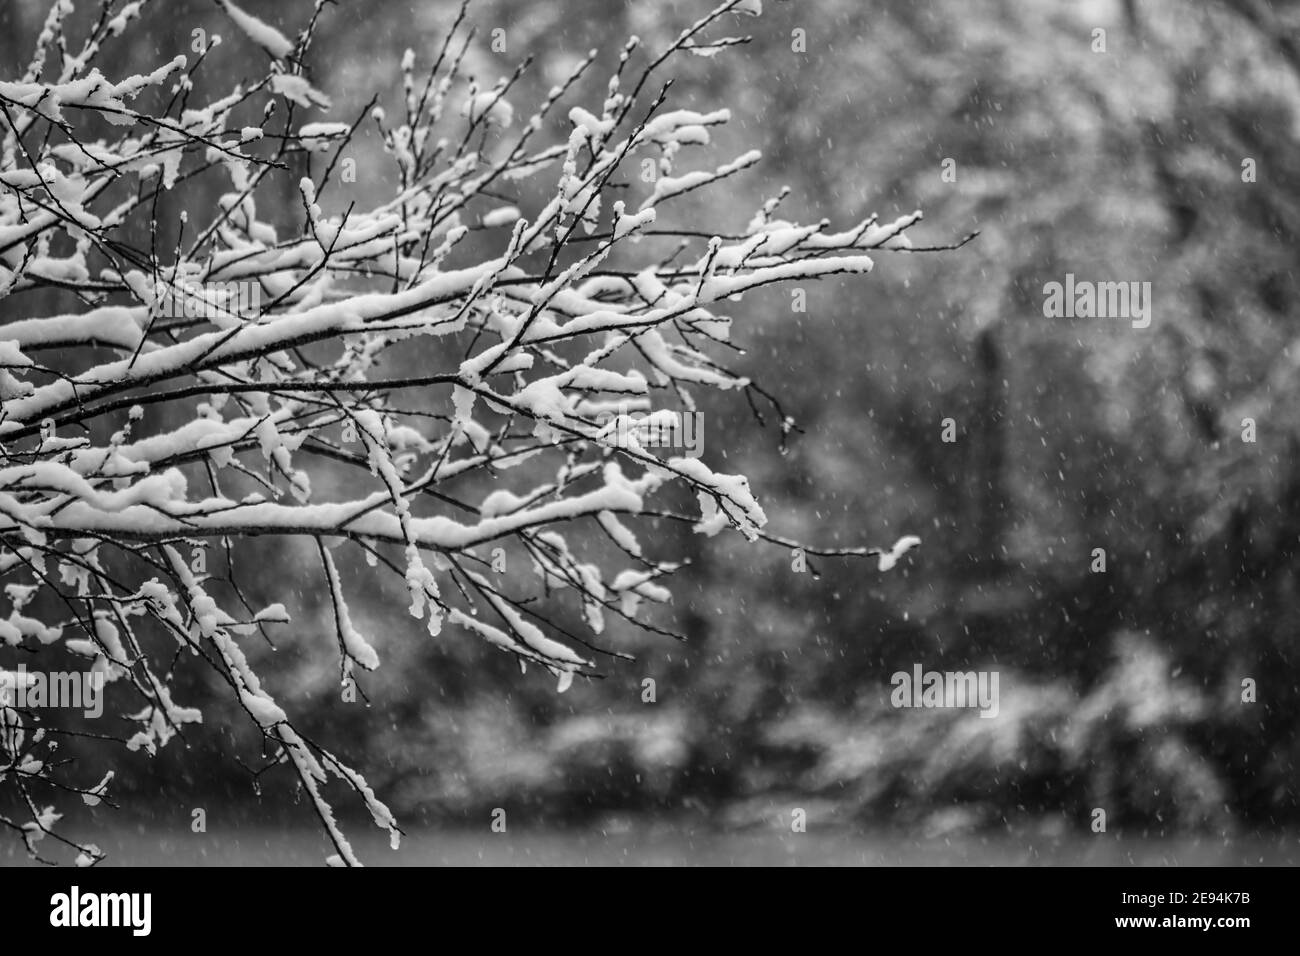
[[0, 0, 926, 865]]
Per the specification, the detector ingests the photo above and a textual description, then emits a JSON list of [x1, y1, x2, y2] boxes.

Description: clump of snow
[[216, 0, 294, 59], [270, 74, 330, 109], [462, 91, 514, 127]]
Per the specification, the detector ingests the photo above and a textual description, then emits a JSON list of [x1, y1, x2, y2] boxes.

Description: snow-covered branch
[[0, 0, 924, 865]]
